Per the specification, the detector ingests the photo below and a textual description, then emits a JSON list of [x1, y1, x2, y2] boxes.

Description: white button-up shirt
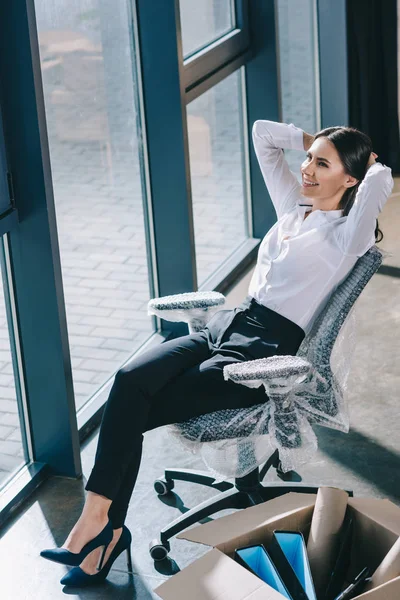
[[248, 120, 394, 335]]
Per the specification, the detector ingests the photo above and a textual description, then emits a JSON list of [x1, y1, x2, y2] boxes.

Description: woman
[[40, 120, 394, 586]]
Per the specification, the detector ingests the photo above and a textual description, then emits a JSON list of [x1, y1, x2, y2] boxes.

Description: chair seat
[[173, 357, 312, 443], [173, 405, 270, 442]]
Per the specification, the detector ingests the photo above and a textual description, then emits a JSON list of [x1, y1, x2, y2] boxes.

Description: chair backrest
[[296, 245, 383, 368]]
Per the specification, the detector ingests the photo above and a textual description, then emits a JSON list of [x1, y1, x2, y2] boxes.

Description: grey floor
[[0, 189, 399, 599]]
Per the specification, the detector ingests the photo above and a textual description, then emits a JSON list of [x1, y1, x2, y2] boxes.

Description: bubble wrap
[[148, 291, 226, 332], [165, 246, 385, 481]]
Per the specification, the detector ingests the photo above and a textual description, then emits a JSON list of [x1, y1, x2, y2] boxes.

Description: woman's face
[[300, 137, 358, 205]]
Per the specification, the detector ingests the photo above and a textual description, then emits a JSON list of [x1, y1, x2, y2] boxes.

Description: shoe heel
[[126, 545, 133, 572], [96, 544, 109, 571]]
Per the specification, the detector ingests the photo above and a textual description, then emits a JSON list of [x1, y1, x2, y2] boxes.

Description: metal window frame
[[0, 104, 19, 236], [182, 0, 250, 95], [0, 0, 82, 493]]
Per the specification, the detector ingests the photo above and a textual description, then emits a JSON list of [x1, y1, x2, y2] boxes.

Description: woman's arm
[[252, 120, 306, 219], [336, 161, 394, 257]]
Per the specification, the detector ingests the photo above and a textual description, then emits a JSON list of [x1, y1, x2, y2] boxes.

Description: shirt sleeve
[[252, 119, 305, 219], [335, 161, 394, 257]]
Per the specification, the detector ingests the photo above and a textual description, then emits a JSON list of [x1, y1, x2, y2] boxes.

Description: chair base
[[149, 451, 337, 561]]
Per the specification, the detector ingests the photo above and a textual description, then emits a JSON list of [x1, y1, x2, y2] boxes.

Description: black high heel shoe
[[60, 525, 133, 587], [40, 520, 113, 567]]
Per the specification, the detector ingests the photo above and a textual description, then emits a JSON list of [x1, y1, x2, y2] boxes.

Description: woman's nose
[[302, 166, 314, 176]]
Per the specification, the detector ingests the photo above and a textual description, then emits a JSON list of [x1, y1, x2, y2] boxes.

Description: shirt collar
[[319, 208, 345, 221], [298, 203, 344, 222]]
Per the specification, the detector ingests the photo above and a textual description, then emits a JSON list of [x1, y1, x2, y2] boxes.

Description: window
[[180, 0, 250, 94], [34, 1, 153, 412], [179, 0, 235, 57], [187, 69, 249, 285], [276, 0, 320, 177]]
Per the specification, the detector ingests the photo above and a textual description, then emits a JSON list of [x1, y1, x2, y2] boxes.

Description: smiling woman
[[249, 119, 393, 333]]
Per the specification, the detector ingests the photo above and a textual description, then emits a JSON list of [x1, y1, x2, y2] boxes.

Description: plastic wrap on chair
[[167, 403, 275, 481], [262, 305, 358, 473], [166, 300, 357, 480], [147, 291, 225, 332], [165, 246, 386, 480]]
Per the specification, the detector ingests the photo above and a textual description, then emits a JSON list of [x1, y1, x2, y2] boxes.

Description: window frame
[[180, 0, 251, 99]]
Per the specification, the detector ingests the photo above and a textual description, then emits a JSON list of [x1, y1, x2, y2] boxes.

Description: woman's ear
[[344, 175, 359, 189]]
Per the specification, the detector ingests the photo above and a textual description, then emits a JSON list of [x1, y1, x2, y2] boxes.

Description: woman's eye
[[306, 154, 326, 167]]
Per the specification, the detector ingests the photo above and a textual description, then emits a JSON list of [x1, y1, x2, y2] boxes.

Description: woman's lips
[[302, 181, 319, 187]]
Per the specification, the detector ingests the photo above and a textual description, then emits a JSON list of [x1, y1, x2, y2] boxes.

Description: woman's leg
[[107, 351, 268, 529], [60, 330, 212, 569], [65, 351, 267, 574], [106, 303, 305, 531]]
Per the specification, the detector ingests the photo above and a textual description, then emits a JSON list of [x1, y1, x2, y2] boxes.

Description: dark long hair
[[314, 126, 383, 243]]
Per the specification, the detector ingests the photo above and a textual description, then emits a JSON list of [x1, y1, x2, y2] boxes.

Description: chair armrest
[[147, 291, 226, 332], [223, 355, 312, 397], [224, 355, 316, 458]]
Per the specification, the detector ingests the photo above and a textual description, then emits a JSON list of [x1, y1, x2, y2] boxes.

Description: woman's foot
[[77, 528, 123, 575], [40, 492, 114, 567], [62, 491, 112, 554], [59, 526, 132, 586], [62, 514, 110, 555]]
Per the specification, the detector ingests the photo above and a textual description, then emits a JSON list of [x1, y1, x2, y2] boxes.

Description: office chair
[[147, 246, 383, 560]]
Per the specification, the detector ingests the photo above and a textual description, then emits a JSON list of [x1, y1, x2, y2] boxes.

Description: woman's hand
[[366, 152, 378, 169], [303, 132, 315, 151]]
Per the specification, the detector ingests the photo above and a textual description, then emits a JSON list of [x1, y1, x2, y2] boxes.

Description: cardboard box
[[154, 492, 400, 600]]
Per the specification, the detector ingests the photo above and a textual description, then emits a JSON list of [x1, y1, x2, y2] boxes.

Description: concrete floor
[[0, 190, 399, 599]]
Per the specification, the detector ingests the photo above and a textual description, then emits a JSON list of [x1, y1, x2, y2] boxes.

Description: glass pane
[[180, 0, 234, 57], [0, 239, 28, 490], [187, 69, 248, 286], [276, 0, 319, 177], [34, 2, 153, 412]]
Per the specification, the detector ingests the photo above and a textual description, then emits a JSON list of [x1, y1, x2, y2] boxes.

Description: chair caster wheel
[[149, 539, 170, 561], [154, 478, 175, 495]]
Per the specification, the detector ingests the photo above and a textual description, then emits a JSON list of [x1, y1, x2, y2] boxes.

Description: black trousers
[[85, 295, 305, 528]]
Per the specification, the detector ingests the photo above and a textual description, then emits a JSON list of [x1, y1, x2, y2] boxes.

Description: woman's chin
[[300, 186, 318, 196]]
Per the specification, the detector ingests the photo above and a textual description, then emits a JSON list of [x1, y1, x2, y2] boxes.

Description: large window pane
[[0, 238, 28, 490], [276, 0, 319, 177], [187, 69, 249, 286], [34, 2, 152, 412], [180, 0, 234, 57]]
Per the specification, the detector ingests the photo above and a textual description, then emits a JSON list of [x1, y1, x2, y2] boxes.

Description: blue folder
[[268, 531, 317, 600], [235, 544, 292, 599]]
